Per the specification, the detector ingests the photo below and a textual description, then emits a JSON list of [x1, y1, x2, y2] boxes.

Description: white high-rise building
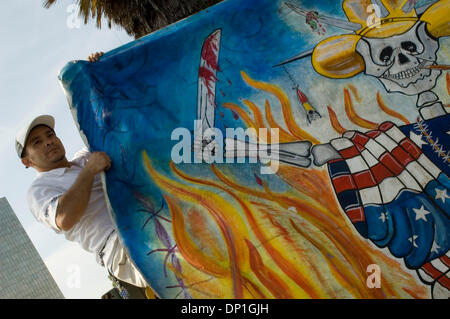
[[0, 197, 64, 299]]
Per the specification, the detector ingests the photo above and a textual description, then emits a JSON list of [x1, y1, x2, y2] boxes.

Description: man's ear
[[21, 157, 31, 169]]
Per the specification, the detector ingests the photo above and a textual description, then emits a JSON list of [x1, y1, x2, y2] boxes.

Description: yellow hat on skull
[[311, 0, 449, 79]]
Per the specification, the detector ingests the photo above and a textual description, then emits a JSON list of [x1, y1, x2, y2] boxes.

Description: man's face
[[21, 125, 66, 171]]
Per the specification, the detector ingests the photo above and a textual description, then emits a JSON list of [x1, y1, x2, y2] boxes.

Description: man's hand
[[87, 51, 104, 62], [85, 152, 111, 175]]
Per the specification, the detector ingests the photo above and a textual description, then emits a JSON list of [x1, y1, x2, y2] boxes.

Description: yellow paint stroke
[[222, 102, 257, 130], [209, 165, 391, 298], [141, 110, 428, 299], [262, 165, 418, 298], [256, 205, 338, 298], [242, 100, 266, 131], [172, 162, 325, 298], [447, 72, 450, 96], [264, 100, 299, 143], [211, 165, 340, 228], [275, 194, 390, 298], [242, 276, 268, 299], [289, 218, 362, 298], [241, 71, 320, 144], [402, 287, 426, 299], [186, 207, 227, 262], [215, 167, 392, 294], [245, 239, 294, 299], [143, 152, 248, 298], [165, 195, 229, 277], [327, 105, 347, 135], [277, 166, 334, 212], [263, 177, 348, 230], [241, 99, 271, 143], [348, 84, 362, 103], [377, 91, 410, 125], [164, 263, 223, 298]]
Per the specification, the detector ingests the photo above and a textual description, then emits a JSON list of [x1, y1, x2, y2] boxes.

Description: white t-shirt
[[27, 147, 116, 265]]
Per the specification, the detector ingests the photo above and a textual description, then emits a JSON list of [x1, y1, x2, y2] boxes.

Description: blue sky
[[0, 0, 133, 298]]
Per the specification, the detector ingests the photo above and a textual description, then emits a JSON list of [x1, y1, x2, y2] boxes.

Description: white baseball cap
[[15, 115, 55, 158]]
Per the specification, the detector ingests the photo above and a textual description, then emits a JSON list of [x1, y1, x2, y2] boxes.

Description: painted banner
[[59, 0, 450, 299]]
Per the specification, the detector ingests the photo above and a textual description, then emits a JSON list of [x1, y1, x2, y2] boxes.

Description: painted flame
[[447, 72, 450, 96], [139, 74, 427, 299], [327, 105, 347, 135], [376, 91, 410, 125], [343, 88, 379, 129], [240, 71, 321, 144], [141, 150, 427, 298]]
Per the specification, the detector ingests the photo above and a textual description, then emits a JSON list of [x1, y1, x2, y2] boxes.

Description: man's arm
[[55, 52, 106, 231], [56, 152, 111, 231]]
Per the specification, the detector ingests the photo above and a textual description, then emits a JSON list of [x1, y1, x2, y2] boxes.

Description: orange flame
[[344, 88, 379, 129], [222, 102, 257, 130], [348, 84, 362, 103], [245, 239, 294, 299], [240, 71, 320, 144], [242, 100, 266, 131], [447, 72, 450, 96], [289, 219, 362, 297], [210, 165, 423, 298], [139, 73, 428, 299], [186, 207, 228, 262], [377, 91, 410, 125], [141, 149, 427, 298], [264, 99, 299, 142], [172, 163, 325, 298], [327, 105, 347, 134], [165, 195, 228, 277], [142, 152, 248, 298]]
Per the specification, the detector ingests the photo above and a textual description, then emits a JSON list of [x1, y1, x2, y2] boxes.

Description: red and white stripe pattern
[[328, 121, 442, 224], [417, 251, 450, 291], [328, 121, 449, 291]]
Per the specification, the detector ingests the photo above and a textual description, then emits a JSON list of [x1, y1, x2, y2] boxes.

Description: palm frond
[[43, 0, 223, 39]]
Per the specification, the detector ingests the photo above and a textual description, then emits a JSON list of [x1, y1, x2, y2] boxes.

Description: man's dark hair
[[44, 0, 223, 39]]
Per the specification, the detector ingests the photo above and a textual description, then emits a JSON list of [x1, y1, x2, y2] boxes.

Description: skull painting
[[356, 21, 441, 96]]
